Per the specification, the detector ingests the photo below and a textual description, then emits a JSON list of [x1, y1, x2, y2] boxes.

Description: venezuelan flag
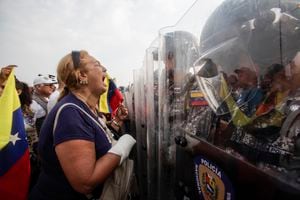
[[99, 74, 124, 118], [220, 75, 252, 126], [189, 90, 208, 106], [0, 70, 30, 200]]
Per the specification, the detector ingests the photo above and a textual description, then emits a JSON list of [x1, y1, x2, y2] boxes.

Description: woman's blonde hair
[[57, 50, 90, 101]]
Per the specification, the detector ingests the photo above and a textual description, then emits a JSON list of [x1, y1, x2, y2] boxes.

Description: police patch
[[189, 90, 208, 106], [194, 155, 235, 200]]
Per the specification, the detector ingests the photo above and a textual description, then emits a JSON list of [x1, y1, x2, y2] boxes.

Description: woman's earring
[[79, 79, 88, 85]]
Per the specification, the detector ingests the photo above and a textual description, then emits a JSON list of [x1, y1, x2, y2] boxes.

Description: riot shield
[[168, 0, 300, 200], [155, 23, 201, 199], [144, 38, 160, 200], [123, 83, 136, 139], [133, 68, 148, 199]]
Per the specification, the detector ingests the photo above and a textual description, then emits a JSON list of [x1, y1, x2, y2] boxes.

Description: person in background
[[227, 74, 239, 100], [30, 74, 57, 135], [15, 80, 40, 189], [29, 50, 136, 200], [47, 76, 65, 112], [0, 65, 18, 96], [0, 65, 17, 83], [256, 63, 291, 115], [234, 66, 264, 116]]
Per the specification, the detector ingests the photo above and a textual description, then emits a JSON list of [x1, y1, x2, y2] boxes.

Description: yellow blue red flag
[[0, 69, 30, 200], [220, 75, 252, 126], [99, 74, 124, 118]]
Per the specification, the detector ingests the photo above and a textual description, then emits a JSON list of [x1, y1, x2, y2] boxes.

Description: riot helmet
[[194, 0, 300, 118], [160, 30, 200, 82]]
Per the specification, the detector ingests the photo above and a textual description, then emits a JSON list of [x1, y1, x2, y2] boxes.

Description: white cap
[[33, 74, 57, 86]]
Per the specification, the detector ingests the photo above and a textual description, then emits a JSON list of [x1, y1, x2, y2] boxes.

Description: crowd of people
[[0, 50, 136, 200]]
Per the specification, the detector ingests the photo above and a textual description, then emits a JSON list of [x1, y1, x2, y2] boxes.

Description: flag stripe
[[107, 78, 115, 113], [99, 76, 110, 113], [0, 108, 29, 175], [0, 72, 20, 149], [0, 149, 30, 200], [110, 88, 123, 112]]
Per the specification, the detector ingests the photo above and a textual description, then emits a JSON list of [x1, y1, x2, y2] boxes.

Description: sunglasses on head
[[71, 51, 81, 69]]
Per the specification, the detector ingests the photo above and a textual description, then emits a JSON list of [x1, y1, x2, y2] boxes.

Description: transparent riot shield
[[123, 83, 136, 137], [133, 68, 148, 199], [144, 38, 160, 200], [155, 23, 201, 199], [156, 30, 175, 200], [168, 0, 300, 199]]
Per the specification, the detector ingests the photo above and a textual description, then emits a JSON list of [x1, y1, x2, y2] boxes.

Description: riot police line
[[123, 0, 300, 199]]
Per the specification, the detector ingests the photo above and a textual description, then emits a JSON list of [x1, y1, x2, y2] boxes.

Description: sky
[[0, 0, 197, 86]]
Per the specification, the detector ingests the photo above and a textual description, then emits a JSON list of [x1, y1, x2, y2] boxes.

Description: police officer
[[158, 30, 202, 199], [193, 0, 300, 184]]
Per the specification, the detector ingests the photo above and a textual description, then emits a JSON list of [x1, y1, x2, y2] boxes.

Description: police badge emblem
[[195, 156, 235, 200]]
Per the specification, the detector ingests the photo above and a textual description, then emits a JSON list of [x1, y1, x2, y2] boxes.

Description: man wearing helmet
[[193, 0, 300, 189]]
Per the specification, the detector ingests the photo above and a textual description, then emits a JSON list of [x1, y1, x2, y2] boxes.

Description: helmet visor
[[194, 38, 259, 117]]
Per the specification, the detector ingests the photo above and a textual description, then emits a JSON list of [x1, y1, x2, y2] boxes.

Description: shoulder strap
[[53, 103, 114, 144], [32, 93, 48, 114]]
